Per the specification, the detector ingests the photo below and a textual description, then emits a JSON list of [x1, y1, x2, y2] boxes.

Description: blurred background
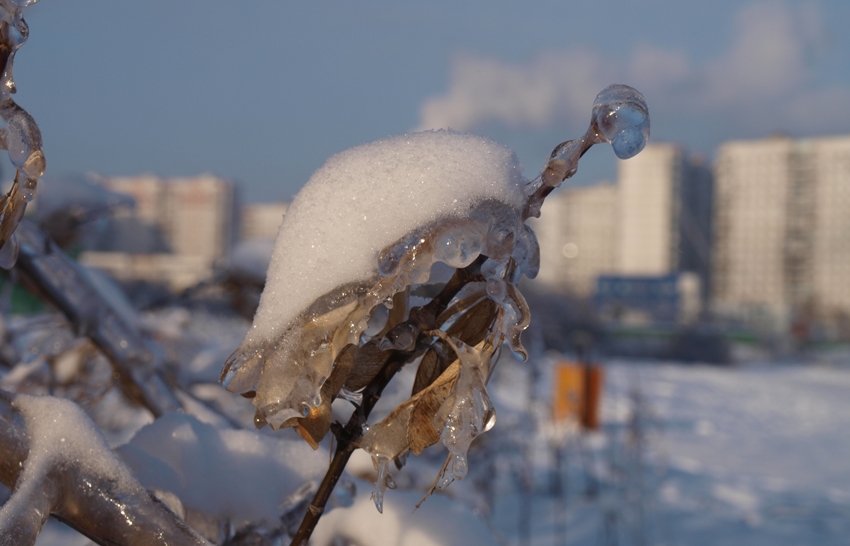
[[4, 1, 850, 545]]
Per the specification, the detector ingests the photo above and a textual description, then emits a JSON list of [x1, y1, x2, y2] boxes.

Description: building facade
[[533, 142, 713, 315], [533, 183, 619, 296], [713, 135, 850, 332], [81, 173, 236, 290]]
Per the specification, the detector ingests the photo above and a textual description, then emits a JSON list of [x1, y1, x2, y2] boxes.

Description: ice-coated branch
[[289, 257, 487, 546], [523, 84, 649, 220], [0, 389, 211, 546], [229, 83, 650, 543], [13, 219, 182, 417], [0, 0, 46, 262]]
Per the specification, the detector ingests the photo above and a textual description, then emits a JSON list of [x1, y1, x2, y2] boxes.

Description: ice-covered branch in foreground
[[0, 390, 210, 546], [0, 0, 46, 265], [221, 84, 648, 532], [14, 219, 182, 418]]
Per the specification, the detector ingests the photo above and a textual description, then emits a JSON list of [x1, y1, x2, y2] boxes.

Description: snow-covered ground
[[28, 338, 850, 545], [486, 358, 850, 546]]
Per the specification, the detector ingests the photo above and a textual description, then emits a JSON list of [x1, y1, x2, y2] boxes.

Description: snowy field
[[24, 336, 850, 546], [486, 358, 850, 546]]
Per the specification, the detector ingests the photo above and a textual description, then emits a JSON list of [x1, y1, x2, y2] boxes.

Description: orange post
[[551, 360, 604, 430]]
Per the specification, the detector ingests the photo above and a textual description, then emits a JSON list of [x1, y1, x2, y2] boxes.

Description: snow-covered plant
[[221, 84, 649, 542], [0, 0, 45, 268]]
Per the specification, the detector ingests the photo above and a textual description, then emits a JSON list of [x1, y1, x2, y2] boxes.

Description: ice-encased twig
[[13, 219, 181, 417], [0, 1, 46, 261], [0, 390, 210, 546]]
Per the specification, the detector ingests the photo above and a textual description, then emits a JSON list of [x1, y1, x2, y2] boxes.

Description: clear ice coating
[[220, 84, 648, 511], [0, 0, 45, 266], [432, 337, 496, 481], [591, 84, 650, 160]]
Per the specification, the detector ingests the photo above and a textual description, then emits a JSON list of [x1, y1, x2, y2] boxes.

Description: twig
[[288, 256, 486, 546], [13, 219, 181, 417], [416, 453, 452, 510]]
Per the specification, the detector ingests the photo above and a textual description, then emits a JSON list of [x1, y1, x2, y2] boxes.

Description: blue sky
[[15, 0, 850, 202]]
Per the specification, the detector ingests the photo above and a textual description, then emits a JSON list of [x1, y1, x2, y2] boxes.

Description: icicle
[[433, 338, 496, 481], [502, 283, 531, 361], [371, 456, 395, 513]]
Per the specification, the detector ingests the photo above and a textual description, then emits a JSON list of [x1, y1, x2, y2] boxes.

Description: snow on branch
[[218, 85, 649, 545], [0, 389, 210, 546]]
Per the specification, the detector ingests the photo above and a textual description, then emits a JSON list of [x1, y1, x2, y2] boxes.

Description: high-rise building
[[617, 143, 683, 275], [712, 137, 796, 326], [531, 142, 712, 321], [810, 136, 850, 324], [101, 173, 235, 262], [617, 143, 713, 284], [713, 135, 850, 331], [532, 183, 619, 296], [81, 173, 236, 290]]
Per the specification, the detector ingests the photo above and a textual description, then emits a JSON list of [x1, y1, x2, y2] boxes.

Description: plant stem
[[289, 256, 485, 546]]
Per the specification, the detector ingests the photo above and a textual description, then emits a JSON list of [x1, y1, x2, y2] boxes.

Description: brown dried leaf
[[343, 339, 391, 392], [411, 297, 495, 396], [294, 343, 358, 448], [412, 348, 440, 396], [408, 362, 459, 454], [327, 343, 356, 396], [446, 297, 497, 348], [436, 286, 487, 326]]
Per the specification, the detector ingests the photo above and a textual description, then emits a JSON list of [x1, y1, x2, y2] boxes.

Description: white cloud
[[416, 1, 848, 140], [416, 50, 615, 132]]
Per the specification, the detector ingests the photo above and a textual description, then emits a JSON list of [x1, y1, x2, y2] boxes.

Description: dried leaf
[[343, 340, 391, 392], [294, 343, 358, 448], [408, 364, 458, 454], [412, 349, 440, 396], [362, 356, 465, 460], [446, 297, 497, 348]]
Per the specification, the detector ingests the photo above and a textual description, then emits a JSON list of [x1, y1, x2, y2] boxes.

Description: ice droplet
[[437, 470, 453, 491], [451, 453, 468, 480], [434, 228, 482, 268], [380, 323, 417, 351], [486, 278, 506, 303], [20, 176, 36, 202], [592, 84, 650, 160]]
